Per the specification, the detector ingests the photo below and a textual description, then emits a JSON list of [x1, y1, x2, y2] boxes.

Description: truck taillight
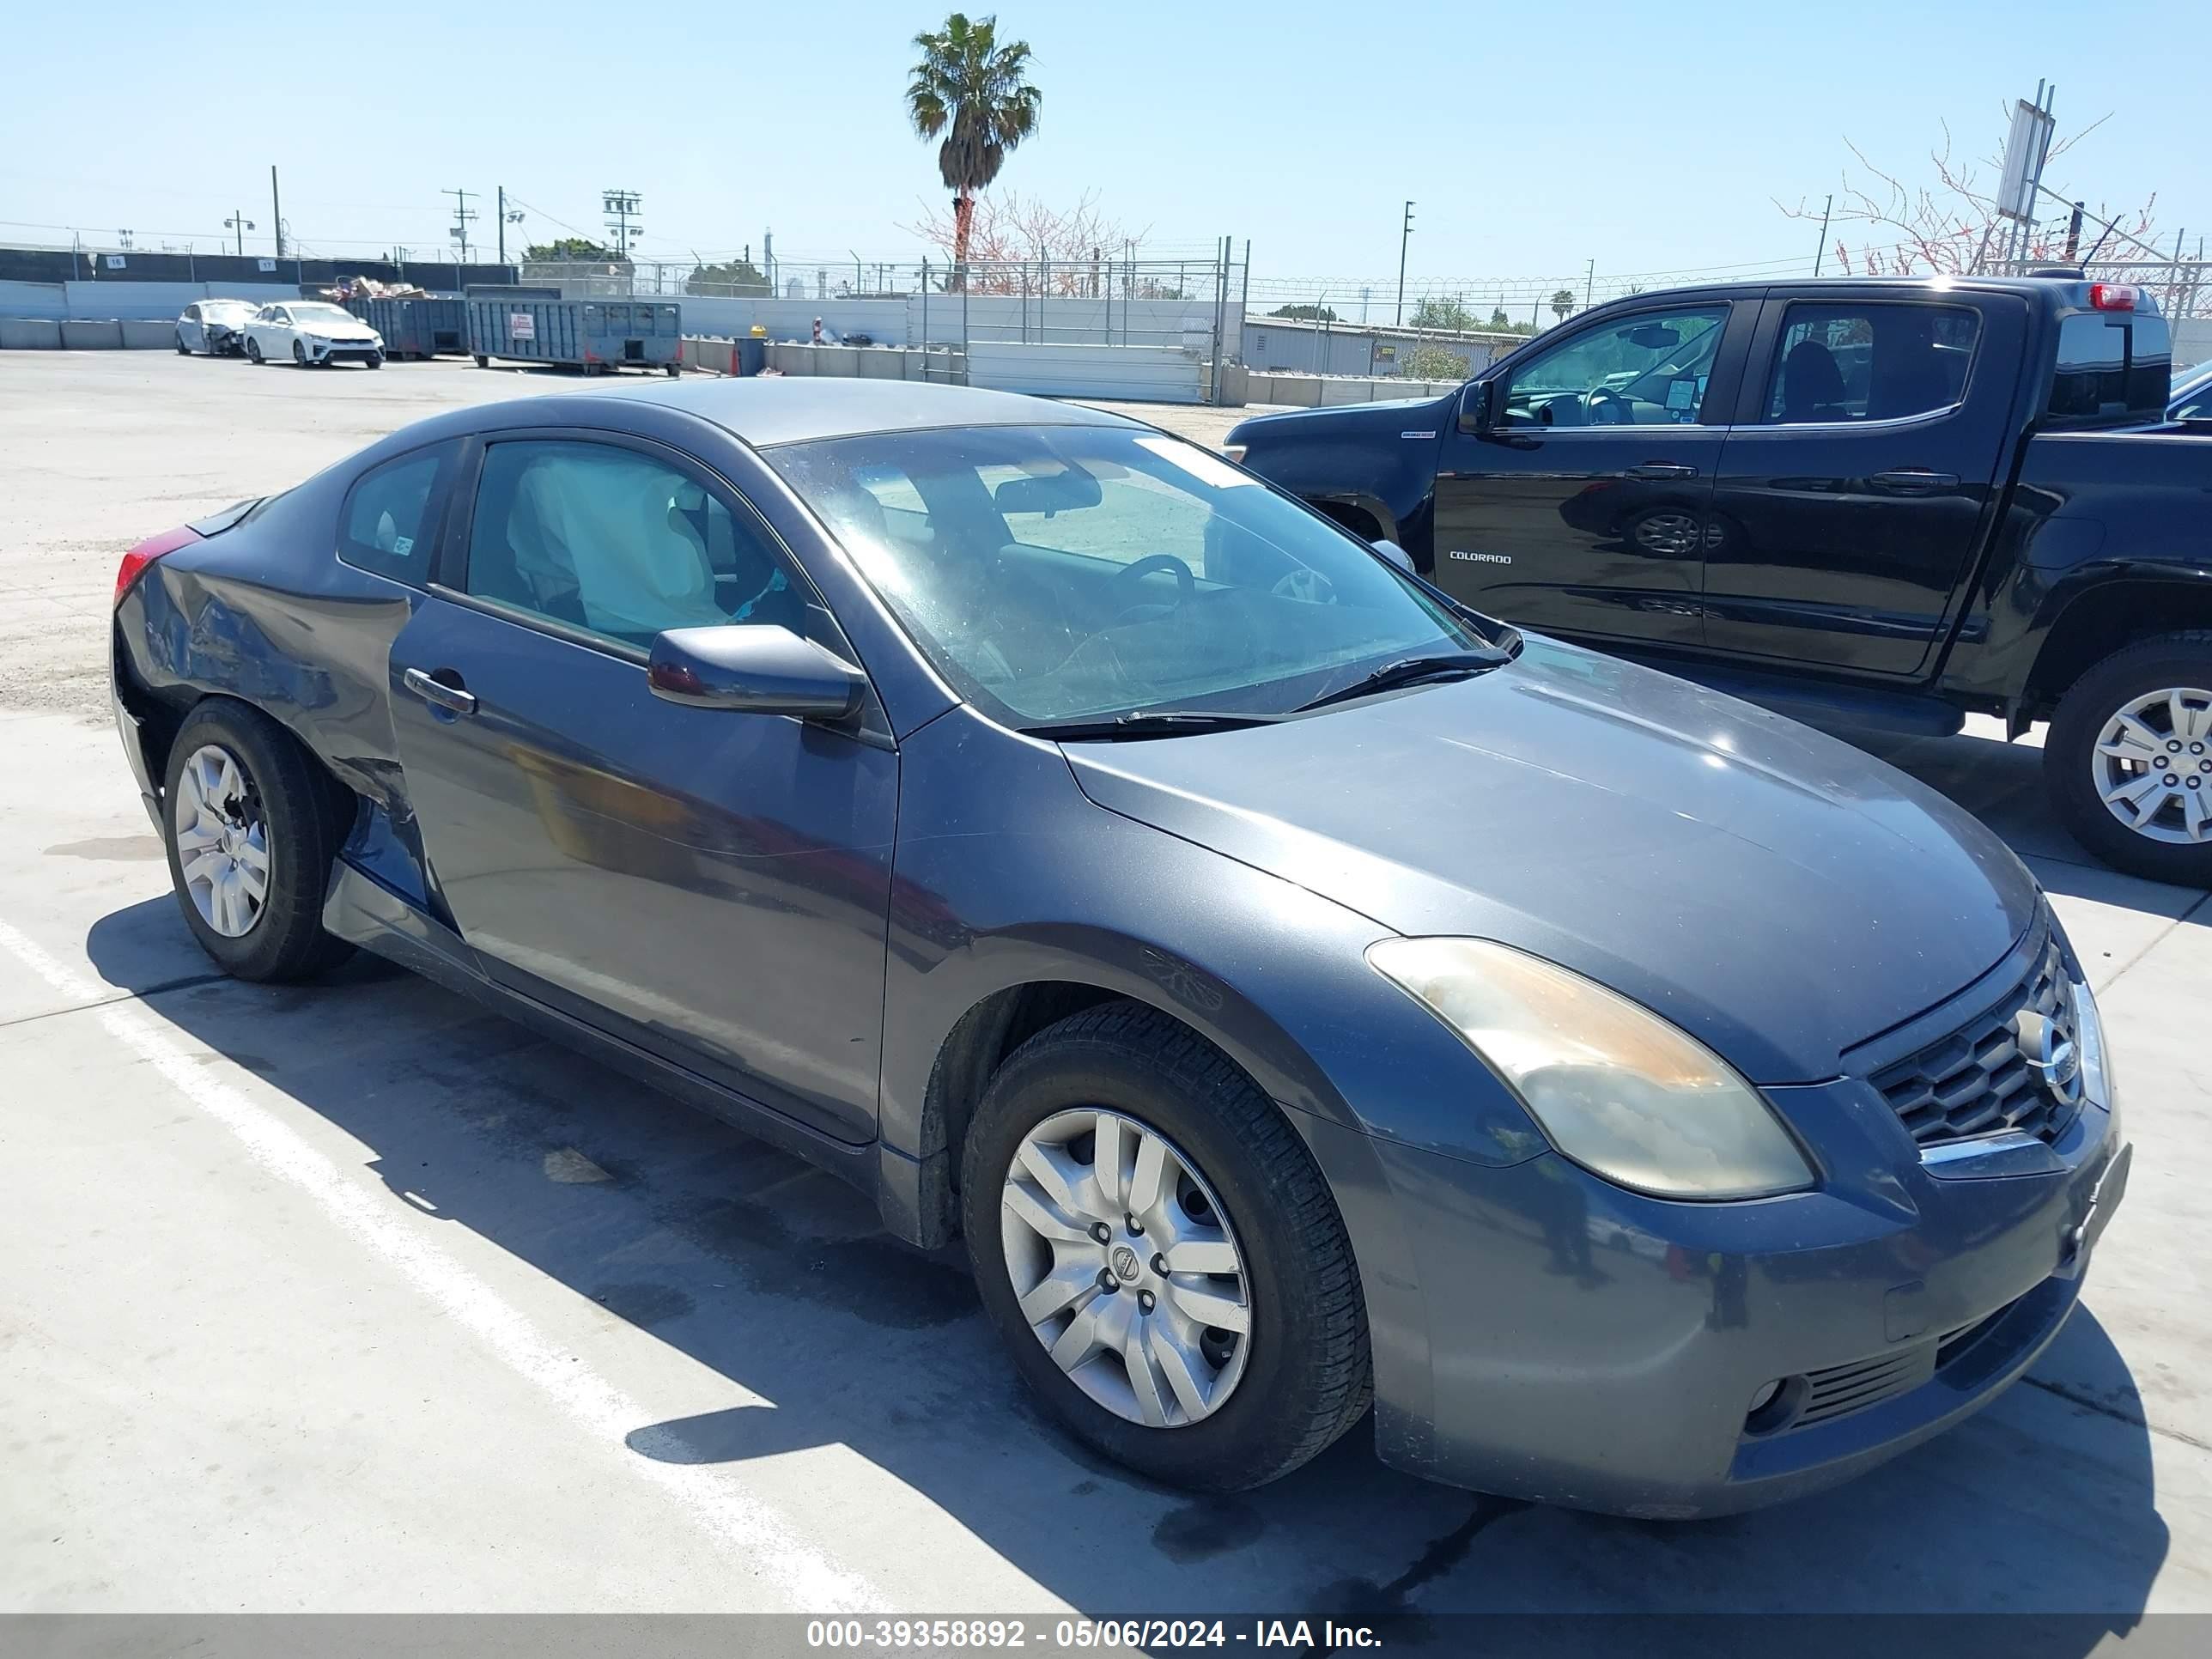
[[114, 525, 200, 608], [2089, 283, 2138, 312]]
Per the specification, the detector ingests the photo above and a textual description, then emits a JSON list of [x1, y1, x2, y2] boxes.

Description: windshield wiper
[[1293, 653, 1504, 714], [1023, 709, 1286, 742]]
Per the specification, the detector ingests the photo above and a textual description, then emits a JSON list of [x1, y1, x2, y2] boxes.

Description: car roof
[[572, 376, 1144, 447]]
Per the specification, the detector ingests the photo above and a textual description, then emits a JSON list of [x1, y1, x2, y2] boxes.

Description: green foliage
[[1407, 294, 1476, 331], [908, 13, 1042, 198], [1269, 303, 1339, 322], [1401, 343, 1473, 381], [688, 257, 769, 296], [524, 237, 622, 264]]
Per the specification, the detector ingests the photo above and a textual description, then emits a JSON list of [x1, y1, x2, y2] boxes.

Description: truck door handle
[[403, 666, 477, 716], [1869, 470, 1960, 494], [1626, 462, 1698, 479]]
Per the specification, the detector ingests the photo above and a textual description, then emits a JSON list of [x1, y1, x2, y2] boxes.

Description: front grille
[[1797, 1346, 1937, 1427], [1870, 930, 2079, 1148]]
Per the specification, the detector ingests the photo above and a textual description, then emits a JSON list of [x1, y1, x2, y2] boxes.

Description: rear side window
[[339, 447, 450, 585], [2048, 313, 2171, 419], [1763, 303, 1979, 423]]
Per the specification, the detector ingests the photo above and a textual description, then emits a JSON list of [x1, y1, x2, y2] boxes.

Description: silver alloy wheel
[[172, 744, 272, 938], [1000, 1108, 1252, 1429], [2092, 685, 2212, 845]]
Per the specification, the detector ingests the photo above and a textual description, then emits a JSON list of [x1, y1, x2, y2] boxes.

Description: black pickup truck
[[1226, 275, 2212, 884]]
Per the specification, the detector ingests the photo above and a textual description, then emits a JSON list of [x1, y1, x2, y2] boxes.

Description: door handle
[[403, 666, 477, 716], [1869, 470, 1960, 494], [1626, 462, 1698, 480]]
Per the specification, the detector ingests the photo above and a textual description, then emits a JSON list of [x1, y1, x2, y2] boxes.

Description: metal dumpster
[[465, 297, 684, 375], [346, 296, 468, 360]]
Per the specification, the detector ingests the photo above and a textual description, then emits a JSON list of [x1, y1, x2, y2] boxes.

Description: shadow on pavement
[[83, 882, 2172, 1625]]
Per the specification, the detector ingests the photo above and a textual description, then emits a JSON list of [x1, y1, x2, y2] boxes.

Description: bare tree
[[1778, 111, 2158, 277], [903, 190, 1151, 295]]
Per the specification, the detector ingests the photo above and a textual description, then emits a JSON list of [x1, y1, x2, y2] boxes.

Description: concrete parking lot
[[3, 351, 2209, 1623]]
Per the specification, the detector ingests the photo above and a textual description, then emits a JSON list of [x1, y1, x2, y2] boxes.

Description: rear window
[[339, 446, 451, 586], [2048, 313, 2172, 419]]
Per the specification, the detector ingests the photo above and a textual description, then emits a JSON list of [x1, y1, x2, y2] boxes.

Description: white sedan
[[242, 301, 384, 368]]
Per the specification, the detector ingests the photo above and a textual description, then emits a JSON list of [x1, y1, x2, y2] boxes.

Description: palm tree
[[907, 13, 1042, 288], [1549, 289, 1577, 323]]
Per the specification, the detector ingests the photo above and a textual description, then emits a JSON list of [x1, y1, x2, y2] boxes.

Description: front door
[[1428, 301, 1749, 648], [386, 433, 896, 1144], [1701, 292, 2021, 676]]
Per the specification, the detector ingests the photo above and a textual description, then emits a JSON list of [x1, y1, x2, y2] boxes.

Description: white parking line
[[0, 914, 885, 1613]]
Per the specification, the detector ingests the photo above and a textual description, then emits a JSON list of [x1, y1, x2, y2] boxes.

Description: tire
[[293, 340, 308, 367], [665, 363, 681, 377], [175, 338, 191, 356], [366, 352, 384, 369], [161, 701, 355, 982], [2045, 629, 2212, 885], [246, 338, 264, 364], [961, 1003, 1370, 1492]]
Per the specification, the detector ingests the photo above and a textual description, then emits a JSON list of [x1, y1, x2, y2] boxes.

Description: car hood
[[1226, 392, 1456, 447], [1060, 640, 2039, 1084]]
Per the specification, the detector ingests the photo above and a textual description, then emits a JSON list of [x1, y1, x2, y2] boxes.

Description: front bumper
[[305, 338, 381, 362]]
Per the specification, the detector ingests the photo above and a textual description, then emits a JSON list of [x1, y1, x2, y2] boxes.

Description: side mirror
[[1370, 538, 1414, 574], [647, 624, 865, 720], [1457, 380, 1496, 434]]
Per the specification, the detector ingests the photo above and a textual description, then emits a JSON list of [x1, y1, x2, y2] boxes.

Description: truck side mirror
[[1458, 380, 1495, 434]]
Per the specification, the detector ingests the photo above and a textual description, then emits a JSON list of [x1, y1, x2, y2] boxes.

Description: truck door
[[1428, 300, 1750, 648], [1701, 292, 2024, 677]]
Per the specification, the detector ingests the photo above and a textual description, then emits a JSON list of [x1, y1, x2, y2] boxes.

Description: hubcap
[[2092, 686, 2212, 845], [1000, 1109, 1251, 1429], [173, 744, 271, 938]]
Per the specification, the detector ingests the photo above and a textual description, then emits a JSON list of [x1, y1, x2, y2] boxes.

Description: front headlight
[[304, 334, 330, 346], [2070, 975, 2112, 1109], [1368, 937, 1815, 1200]]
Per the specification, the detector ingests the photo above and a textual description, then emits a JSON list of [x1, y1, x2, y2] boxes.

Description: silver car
[[175, 299, 264, 357]]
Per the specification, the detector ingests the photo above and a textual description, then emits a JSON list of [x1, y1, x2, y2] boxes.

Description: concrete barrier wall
[[0, 317, 62, 349], [61, 319, 123, 349]]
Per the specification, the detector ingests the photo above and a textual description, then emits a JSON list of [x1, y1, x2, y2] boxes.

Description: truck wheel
[[2046, 630, 2212, 885], [961, 1003, 1370, 1492]]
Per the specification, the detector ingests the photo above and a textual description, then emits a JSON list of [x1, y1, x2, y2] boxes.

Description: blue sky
[[7, 1, 2204, 302]]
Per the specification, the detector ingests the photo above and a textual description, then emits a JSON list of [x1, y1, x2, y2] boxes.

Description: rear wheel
[[2046, 630, 2212, 886], [246, 338, 264, 364], [161, 702, 353, 982], [962, 1004, 1370, 1492], [175, 338, 191, 356]]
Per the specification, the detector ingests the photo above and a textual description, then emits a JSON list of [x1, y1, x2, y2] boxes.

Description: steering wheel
[[1104, 554, 1194, 626], [1272, 567, 1337, 605], [1585, 385, 1633, 425]]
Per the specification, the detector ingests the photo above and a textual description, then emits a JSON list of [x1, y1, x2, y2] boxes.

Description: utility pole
[[443, 187, 478, 264], [1813, 192, 1833, 275], [602, 189, 642, 258], [1395, 201, 1415, 326], [496, 186, 523, 265], [1583, 257, 1595, 309], [270, 166, 284, 257], [226, 212, 254, 258], [2063, 201, 2085, 262]]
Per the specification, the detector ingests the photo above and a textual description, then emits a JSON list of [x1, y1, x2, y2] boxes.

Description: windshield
[[767, 424, 1504, 727], [291, 303, 356, 325]]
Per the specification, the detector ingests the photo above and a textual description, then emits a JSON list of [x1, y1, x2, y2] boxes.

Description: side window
[[183, 305, 201, 322], [339, 447, 450, 585], [464, 441, 807, 650], [2050, 313, 2170, 419], [1764, 303, 1979, 424], [1503, 306, 1729, 428]]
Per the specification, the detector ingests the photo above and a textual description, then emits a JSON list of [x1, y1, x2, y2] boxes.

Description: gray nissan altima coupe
[[111, 379, 2129, 1516]]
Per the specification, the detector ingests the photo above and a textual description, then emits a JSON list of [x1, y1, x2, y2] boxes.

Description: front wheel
[[292, 340, 309, 368], [161, 702, 354, 981], [962, 1004, 1370, 1492], [2045, 630, 2212, 885]]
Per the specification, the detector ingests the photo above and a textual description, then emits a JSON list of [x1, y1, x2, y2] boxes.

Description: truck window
[[1762, 303, 1979, 424], [1501, 307, 1728, 428], [2048, 312, 2172, 419]]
